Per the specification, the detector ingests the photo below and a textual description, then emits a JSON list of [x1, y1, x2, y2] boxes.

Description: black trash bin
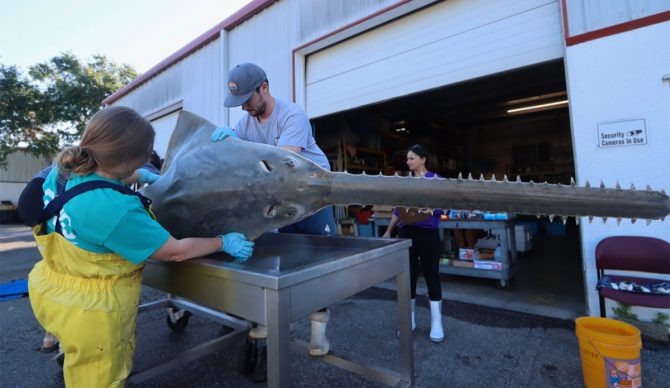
[[0, 201, 19, 224]]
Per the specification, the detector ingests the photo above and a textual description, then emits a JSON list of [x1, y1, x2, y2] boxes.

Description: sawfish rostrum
[[142, 111, 670, 240]]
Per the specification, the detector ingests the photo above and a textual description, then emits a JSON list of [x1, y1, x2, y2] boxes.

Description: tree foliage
[[0, 53, 137, 165]]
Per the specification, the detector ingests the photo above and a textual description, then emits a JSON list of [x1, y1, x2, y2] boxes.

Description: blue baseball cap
[[224, 63, 267, 107]]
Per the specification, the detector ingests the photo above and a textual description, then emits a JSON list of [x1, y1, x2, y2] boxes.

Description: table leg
[[266, 288, 291, 388], [396, 258, 415, 387]]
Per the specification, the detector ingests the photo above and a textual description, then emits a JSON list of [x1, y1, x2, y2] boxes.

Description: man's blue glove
[[211, 127, 238, 142], [138, 168, 160, 185], [219, 232, 254, 261]]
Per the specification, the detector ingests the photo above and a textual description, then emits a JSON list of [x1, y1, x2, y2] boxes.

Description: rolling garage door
[[150, 110, 180, 159], [305, 0, 564, 118]]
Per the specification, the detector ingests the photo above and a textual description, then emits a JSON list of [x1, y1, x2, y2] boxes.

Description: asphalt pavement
[[1, 224, 668, 387]]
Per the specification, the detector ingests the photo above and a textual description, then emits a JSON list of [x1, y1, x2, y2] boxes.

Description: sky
[[0, 0, 250, 74]]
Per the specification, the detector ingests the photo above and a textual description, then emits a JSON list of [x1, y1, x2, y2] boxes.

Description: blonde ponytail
[[56, 146, 99, 176], [55, 106, 154, 178]]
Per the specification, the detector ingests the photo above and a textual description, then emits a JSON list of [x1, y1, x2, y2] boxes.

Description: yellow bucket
[[575, 317, 642, 388]]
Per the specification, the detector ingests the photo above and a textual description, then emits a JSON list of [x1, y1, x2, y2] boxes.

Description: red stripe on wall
[[565, 11, 670, 46], [103, 0, 278, 105]]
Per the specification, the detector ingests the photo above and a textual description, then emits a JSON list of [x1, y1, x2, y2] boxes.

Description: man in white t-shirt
[[213, 63, 334, 381]]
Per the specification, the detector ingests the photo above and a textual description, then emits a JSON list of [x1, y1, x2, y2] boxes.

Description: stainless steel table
[[140, 232, 415, 387]]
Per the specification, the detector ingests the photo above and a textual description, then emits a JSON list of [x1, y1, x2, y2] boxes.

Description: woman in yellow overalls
[[28, 106, 254, 387]]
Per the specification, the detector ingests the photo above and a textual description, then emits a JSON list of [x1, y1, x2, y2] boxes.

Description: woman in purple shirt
[[383, 144, 444, 342]]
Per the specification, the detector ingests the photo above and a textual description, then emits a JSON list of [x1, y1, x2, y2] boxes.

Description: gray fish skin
[[142, 111, 670, 240]]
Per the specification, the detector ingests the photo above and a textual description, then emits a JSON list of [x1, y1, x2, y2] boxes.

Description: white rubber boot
[[249, 325, 267, 340], [308, 309, 330, 357], [429, 300, 444, 342], [410, 298, 416, 331]]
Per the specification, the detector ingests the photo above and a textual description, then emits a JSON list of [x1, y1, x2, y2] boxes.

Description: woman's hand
[[122, 168, 159, 186]]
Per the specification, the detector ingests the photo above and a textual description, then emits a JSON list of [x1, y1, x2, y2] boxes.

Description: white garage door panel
[[306, 0, 564, 118], [151, 111, 180, 160]]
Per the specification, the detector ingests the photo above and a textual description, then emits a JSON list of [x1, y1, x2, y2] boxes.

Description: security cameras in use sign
[[597, 119, 647, 148]]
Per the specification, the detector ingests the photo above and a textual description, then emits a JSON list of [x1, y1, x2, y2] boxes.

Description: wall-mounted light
[[392, 120, 409, 134]]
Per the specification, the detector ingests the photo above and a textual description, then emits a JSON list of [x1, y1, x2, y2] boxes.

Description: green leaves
[[0, 53, 137, 165]]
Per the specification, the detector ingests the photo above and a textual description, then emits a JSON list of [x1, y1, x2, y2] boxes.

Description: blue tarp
[[0, 279, 28, 301]]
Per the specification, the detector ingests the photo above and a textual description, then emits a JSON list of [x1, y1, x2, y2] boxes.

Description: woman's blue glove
[[211, 127, 238, 142], [138, 168, 160, 185], [219, 232, 254, 261]]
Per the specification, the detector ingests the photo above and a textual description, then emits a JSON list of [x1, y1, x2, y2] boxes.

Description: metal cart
[[373, 218, 518, 288], [135, 232, 415, 388]]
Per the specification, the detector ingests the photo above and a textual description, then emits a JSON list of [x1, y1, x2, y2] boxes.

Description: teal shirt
[[42, 166, 170, 264]]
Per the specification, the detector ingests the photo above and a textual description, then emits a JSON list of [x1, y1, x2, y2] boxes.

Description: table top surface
[[148, 232, 411, 289]]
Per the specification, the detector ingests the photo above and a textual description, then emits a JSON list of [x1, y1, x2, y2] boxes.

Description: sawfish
[[142, 111, 669, 240]]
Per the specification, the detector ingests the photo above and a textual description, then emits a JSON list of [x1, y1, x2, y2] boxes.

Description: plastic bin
[[357, 223, 373, 237]]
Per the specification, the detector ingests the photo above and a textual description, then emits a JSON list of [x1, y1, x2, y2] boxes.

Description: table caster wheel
[[167, 308, 191, 332]]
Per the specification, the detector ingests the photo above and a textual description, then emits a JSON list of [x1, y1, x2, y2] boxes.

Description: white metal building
[[103, 0, 670, 319], [0, 152, 51, 207]]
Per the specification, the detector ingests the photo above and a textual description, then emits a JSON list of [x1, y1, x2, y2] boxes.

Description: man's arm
[[276, 110, 310, 153], [280, 145, 302, 153]]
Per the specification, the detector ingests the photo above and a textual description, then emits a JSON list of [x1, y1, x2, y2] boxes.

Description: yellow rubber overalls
[[28, 185, 148, 387]]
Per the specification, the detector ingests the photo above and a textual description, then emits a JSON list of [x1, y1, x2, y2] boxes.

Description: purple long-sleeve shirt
[[393, 171, 443, 229]]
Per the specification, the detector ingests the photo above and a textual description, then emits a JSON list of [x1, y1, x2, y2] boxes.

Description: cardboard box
[[452, 260, 474, 268], [372, 205, 394, 219], [396, 207, 430, 225], [474, 261, 503, 270], [475, 239, 500, 260], [458, 248, 475, 261]]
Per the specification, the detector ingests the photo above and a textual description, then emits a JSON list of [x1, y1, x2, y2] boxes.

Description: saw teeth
[[549, 215, 555, 222], [562, 218, 567, 225], [503, 174, 508, 182], [588, 216, 594, 223], [600, 180, 605, 189], [631, 218, 637, 224], [458, 172, 463, 180], [630, 183, 635, 191], [646, 185, 652, 191], [603, 217, 608, 224], [615, 180, 621, 190], [646, 219, 652, 225], [516, 175, 522, 182], [616, 218, 622, 225], [479, 174, 484, 181], [585, 180, 591, 188], [570, 177, 576, 186], [468, 173, 473, 180], [575, 217, 579, 225], [491, 174, 496, 182]]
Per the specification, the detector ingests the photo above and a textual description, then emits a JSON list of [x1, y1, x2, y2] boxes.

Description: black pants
[[398, 226, 442, 301]]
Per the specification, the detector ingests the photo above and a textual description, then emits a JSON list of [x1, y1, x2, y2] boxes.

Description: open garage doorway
[[311, 59, 586, 319]]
